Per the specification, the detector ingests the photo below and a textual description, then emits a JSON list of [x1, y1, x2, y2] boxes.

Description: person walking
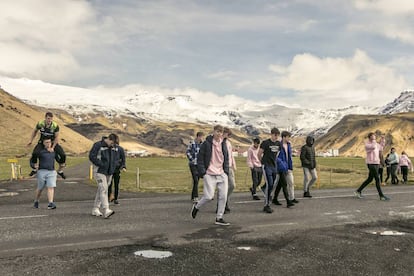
[[186, 131, 204, 202], [273, 131, 296, 207], [247, 138, 262, 200], [89, 134, 118, 218], [387, 148, 400, 184], [300, 135, 318, 198], [354, 132, 390, 201], [108, 136, 126, 205], [259, 127, 282, 214], [384, 152, 391, 184], [30, 137, 58, 210], [398, 151, 413, 184], [191, 125, 230, 226], [223, 127, 236, 213]]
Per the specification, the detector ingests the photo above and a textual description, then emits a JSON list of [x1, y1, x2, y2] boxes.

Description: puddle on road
[[134, 250, 173, 259], [367, 230, 407, 236], [0, 192, 19, 197]]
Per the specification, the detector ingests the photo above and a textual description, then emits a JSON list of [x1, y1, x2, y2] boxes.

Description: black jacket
[[197, 135, 229, 177], [300, 136, 316, 169], [89, 138, 118, 175]]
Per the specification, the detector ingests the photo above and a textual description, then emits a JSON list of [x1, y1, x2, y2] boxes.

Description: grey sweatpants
[[93, 172, 113, 210], [196, 173, 228, 219]]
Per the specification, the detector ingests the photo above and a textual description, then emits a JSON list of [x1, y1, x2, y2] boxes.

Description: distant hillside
[[0, 89, 93, 157], [316, 112, 414, 157]]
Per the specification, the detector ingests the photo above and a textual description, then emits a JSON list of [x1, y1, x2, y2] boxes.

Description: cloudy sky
[[1, 0, 413, 108]]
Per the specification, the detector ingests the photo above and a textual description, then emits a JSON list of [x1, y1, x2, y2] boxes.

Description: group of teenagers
[[187, 126, 413, 226], [186, 125, 318, 226], [29, 112, 126, 218]]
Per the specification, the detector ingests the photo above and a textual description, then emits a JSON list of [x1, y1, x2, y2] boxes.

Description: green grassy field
[[118, 156, 413, 193], [1, 156, 412, 194]]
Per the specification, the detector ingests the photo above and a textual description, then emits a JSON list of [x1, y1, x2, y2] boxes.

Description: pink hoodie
[[247, 145, 261, 168], [365, 140, 381, 165], [399, 154, 413, 169]]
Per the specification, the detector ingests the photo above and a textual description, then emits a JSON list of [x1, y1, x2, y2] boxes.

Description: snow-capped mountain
[[377, 91, 414, 114], [0, 76, 410, 136]]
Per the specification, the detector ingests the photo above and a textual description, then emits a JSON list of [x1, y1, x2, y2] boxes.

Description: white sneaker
[[91, 208, 103, 217], [104, 209, 115, 219]]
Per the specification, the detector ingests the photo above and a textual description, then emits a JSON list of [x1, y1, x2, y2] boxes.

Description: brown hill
[[0, 89, 93, 157], [316, 113, 414, 157]]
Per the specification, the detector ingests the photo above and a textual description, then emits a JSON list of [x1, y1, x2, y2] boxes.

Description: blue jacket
[[89, 138, 118, 175], [186, 139, 202, 165], [277, 142, 293, 173], [197, 135, 229, 177]]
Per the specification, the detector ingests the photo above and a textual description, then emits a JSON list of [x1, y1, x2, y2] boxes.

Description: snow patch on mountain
[[377, 91, 414, 114]]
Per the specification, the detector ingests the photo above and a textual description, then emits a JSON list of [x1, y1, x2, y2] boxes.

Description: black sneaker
[[113, 200, 119, 205], [29, 170, 37, 177], [303, 191, 312, 198], [47, 202, 56, 209], [252, 194, 260, 200], [224, 206, 230, 214], [215, 218, 230, 226], [272, 199, 282, 205], [287, 201, 295, 208], [57, 171, 66, 179], [380, 195, 390, 201], [263, 205, 273, 213], [34, 201, 39, 208], [292, 199, 299, 203], [191, 203, 199, 219]]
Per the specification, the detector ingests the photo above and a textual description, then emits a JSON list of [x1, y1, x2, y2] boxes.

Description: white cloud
[[206, 70, 237, 81], [271, 50, 408, 108], [353, 0, 414, 15], [0, 1, 97, 80]]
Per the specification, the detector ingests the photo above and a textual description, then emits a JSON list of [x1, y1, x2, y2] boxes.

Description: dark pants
[[250, 167, 263, 194], [384, 166, 391, 182], [391, 164, 399, 184], [357, 164, 384, 197], [189, 164, 199, 200], [378, 167, 383, 183], [263, 165, 278, 206], [401, 166, 408, 183], [33, 143, 66, 164], [274, 172, 290, 202], [108, 170, 121, 200]]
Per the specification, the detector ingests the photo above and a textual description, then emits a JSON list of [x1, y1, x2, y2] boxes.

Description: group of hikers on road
[[29, 112, 412, 225], [187, 125, 413, 226]]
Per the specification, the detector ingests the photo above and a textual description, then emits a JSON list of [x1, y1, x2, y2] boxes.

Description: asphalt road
[[1, 163, 414, 275]]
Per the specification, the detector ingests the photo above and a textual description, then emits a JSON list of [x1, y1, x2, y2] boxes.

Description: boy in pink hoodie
[[355, 132, 389, 201], [398, 151, 413, 184]]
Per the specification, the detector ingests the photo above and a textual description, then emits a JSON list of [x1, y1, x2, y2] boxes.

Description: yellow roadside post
[[7, 159, 19, 181]]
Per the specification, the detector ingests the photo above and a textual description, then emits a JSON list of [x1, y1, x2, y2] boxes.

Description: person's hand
[[122, 168, 127, 172]]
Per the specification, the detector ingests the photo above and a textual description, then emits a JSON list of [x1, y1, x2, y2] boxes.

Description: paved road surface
[[1, 162, 414, 275]]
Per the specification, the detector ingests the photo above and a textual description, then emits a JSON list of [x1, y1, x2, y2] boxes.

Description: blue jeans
[[263, 165, 278, 206]]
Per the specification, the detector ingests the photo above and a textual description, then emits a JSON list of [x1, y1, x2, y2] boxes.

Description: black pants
[[357, 164, 384, 197], [401, 166, 408, 182], [189, 164, 199, 200], [33, 143, 66, 164], [384, 166, 391, 182], [274, 172, 290, 202], [108, 170, 121, 200], [378, 167, 383, 183], [250, 167, 263, 194], [390, 164, 399, 184]]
